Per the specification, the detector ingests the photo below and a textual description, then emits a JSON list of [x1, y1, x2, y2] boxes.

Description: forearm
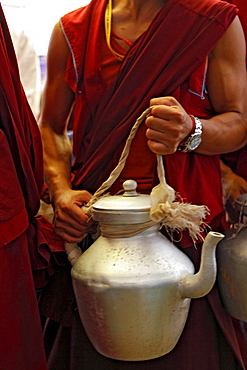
[[39, 122, 94, 243], [197, 111, 247, 155], [146, 98, 247, 156], [40, 124, 72, 204]]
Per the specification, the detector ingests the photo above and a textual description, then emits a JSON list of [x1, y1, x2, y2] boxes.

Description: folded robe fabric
[[0, 6, 66, 368]]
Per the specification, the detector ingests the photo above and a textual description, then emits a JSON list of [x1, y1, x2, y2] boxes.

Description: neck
[[113, 0, 166, 21], [111, 0, 167, 46]]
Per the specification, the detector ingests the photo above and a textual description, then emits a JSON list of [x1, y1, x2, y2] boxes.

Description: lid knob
[[123, 180, 138, 197]]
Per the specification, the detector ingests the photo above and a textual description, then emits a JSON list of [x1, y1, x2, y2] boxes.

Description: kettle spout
[[179, 231, 224, 299]]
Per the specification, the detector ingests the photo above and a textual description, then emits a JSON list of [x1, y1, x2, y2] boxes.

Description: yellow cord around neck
[[105, 0, 125, 61]]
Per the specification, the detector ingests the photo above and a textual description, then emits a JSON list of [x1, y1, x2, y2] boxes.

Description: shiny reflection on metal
[[217, 194, 247, 322], [72, 180, 223, 360], [72, 229, 222, 360]]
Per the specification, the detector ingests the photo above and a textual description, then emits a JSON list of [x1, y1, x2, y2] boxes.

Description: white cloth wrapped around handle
[[64, 242, 82, 265], [150, 154, 209, 243]]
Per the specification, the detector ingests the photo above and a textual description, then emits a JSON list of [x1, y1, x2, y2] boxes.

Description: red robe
[[40, 1, 247, 369], [0, 5, 66, 369], [0, 6, 47, 368]]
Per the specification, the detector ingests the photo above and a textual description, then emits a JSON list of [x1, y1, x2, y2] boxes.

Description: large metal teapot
[[72, 180, 224, 361], [217, 193, 247, 322]]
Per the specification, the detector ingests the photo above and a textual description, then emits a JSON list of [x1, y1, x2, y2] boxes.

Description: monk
[[39, 0, 247, 368]]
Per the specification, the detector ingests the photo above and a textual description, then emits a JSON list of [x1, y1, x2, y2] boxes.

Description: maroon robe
[[0, 6, 47, 368], [0, 6, 66, 369], [40, 1, 247, 369]]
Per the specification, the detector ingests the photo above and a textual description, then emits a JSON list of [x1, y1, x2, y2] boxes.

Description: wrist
[[178, 115, 203, 152], [179, 115, 196, 147], [47, 181, 72, 206]]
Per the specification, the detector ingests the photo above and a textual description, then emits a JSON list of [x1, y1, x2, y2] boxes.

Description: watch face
[[188, 135, 202, 150]]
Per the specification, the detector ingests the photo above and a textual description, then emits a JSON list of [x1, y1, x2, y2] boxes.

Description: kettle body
[[72, 225, 194, 361], [217, 226, 247, 322], [71, 180, 223, 361], [217, 193, 247, 322]]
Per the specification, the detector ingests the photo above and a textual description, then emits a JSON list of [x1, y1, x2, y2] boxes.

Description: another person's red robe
[[0, 6, 65, 369]]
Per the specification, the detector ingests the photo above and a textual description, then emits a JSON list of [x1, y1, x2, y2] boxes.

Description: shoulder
[[61, 0, 99, 31], [61, 6, 88, 28], [210, 15, 245, 60], [179, 0, 237, 17]]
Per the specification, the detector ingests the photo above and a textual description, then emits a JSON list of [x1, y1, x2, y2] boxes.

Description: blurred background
[[2, 0, 90, 55], [2, 0, 90, 117]]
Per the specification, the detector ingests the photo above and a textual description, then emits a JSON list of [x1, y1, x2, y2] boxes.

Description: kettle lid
[[92, 180, 151, 224]]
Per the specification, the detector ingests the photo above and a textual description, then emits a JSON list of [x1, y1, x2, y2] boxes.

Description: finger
[[150, 96, 180, 108], [69, 203, 91, 224], [55, 229, 88, 244], [55, 201, 90, 225], [56, 213, 91, 233], [145, 116, 182, 138], [146, 139, 175, 155], [73, 190, 92, 206], [145, 115, 169, 132], [150, 105, 183, 122], [146, 121, 182, 145], [54, 215, 89, 235]]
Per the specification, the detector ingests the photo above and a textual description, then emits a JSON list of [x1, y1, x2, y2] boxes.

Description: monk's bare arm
[[39, 22, 74, 199], [203, 16, 247, 154], [146, 17, 247, 155], [39, 22, 92, 242]]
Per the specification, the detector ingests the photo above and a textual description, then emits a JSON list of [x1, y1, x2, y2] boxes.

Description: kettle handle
[[85, 106, 154, 213]]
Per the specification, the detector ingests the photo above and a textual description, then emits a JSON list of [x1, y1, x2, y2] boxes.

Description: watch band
[[178, 115, 203, 152]]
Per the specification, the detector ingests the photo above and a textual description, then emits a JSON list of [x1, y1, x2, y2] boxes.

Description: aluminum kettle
[[71, 180, 224, 361], [217, 193, 247, 322]]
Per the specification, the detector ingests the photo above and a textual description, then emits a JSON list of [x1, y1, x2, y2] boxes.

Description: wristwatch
[[178, 116, 203, 152]]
